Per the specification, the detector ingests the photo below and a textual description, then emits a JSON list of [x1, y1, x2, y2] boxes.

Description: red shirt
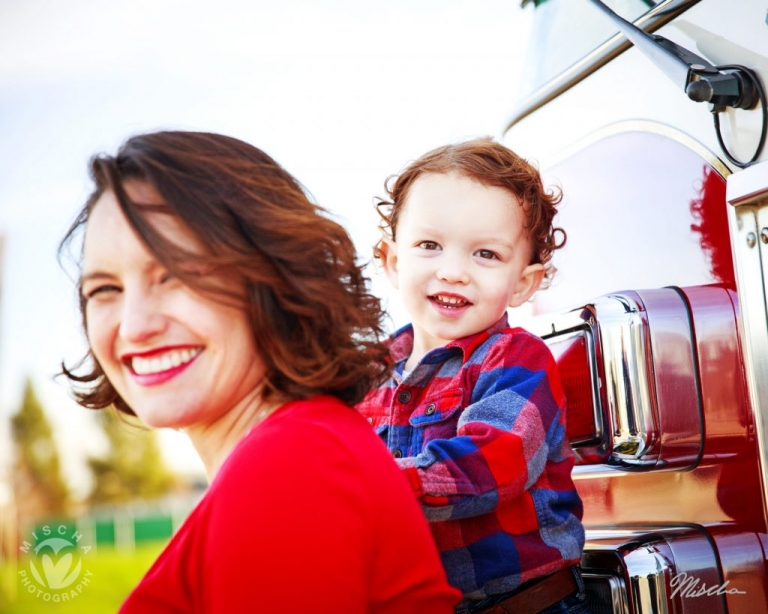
[[120, 396, 460, 613]]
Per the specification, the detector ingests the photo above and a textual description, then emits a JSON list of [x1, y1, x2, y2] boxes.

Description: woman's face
[[81, 181, 267, 431]]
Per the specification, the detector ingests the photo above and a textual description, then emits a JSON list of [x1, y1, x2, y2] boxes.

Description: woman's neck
[[185, 385, 285, 481]]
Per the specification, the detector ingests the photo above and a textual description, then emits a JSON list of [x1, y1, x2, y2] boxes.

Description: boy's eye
[[477, 249, 499, 260], [417, 241, 440, 250]]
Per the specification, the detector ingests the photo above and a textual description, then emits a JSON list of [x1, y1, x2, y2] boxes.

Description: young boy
[[357, 138, 588, 613]]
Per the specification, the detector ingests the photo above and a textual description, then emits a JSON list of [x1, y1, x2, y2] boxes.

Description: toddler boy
[[357, 138, 587, 613]]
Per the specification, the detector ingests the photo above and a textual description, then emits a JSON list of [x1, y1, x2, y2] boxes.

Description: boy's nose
[[436, 255, 470, 284]]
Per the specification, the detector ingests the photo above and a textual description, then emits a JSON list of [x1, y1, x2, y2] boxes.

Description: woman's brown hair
[[60, 131, 390, 414], [375, 137, 566, 289]]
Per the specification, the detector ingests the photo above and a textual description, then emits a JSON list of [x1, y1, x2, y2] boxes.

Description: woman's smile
[[122, 345, 204, 384]]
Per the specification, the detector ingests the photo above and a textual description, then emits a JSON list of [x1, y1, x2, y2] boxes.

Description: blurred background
[[0, 0, 533, 610]]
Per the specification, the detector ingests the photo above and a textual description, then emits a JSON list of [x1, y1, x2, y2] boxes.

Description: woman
[[60, 131, 460, 613]]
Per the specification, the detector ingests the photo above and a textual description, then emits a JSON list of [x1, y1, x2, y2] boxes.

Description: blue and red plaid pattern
[[357, 315, 585, 600]]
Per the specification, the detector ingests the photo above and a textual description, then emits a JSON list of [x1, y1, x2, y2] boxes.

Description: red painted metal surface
[[537, 129, 766, 611]]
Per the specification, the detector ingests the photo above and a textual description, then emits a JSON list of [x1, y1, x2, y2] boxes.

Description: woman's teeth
[[131, 348, 202, 375]]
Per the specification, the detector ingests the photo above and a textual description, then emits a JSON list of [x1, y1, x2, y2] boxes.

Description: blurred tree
[[10, 378, 69, 519], [88, 409, 177, 504]]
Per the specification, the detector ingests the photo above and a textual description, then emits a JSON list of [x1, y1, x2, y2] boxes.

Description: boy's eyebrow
[[475, 230, 527, 250], [477, 237, 515, 248]]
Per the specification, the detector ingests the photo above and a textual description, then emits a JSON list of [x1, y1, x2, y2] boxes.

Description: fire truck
[[502, 1, 768, 612]]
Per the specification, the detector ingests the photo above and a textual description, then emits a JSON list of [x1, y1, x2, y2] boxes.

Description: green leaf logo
[[29, 537, 83, 589]]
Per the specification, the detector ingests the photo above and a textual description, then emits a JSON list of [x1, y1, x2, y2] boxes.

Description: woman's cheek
[[86, 304, 117, 367]]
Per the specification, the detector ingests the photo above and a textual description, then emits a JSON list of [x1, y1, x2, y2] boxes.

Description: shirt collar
[[388, 313, 510, 365]]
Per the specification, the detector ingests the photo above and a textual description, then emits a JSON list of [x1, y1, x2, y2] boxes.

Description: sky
[[0, 0, 533, 497]]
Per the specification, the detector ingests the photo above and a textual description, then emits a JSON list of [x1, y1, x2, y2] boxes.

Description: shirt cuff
[[400, 464, 425, 499]]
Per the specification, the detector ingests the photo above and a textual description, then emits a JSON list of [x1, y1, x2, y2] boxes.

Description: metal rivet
[[761, 228, 768, 244], [747, 232, 757, 248], [425, 404, 436, 415]]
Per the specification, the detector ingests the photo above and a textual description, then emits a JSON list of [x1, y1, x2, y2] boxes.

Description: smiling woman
[[80, 184, 269, 450], [58, 131, 460, 613]]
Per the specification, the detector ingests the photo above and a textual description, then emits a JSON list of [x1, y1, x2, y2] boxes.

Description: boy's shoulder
[[460, 323, 552, 365], [385, 319, 553, 368], [494, 324, 548, 346]]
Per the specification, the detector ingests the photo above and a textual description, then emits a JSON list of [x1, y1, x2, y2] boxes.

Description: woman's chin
[[132, 409, 187, 431]]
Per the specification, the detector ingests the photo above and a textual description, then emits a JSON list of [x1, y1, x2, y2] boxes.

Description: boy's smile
[[430, 292, 471, 313], [380, 171, 544, 367]]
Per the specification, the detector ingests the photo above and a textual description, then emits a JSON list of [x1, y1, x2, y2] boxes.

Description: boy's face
[[380, 171, 544, 357]]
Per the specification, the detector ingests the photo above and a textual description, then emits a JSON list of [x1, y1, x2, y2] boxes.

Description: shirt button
[[393, 449, 403, 459], [425, 403, 436, 415], [398, 390, 412, 403], [367, 417, 373, 424]]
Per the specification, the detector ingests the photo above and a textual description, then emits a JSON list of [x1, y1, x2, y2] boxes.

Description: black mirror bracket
[[588, 0, 766, 168], [687, 67, 760, 112], [708, 64, 767, 168]]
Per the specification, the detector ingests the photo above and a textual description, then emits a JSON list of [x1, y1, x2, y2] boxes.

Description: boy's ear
[[508, 263, 545, 308], [378, 238, 400, 289]]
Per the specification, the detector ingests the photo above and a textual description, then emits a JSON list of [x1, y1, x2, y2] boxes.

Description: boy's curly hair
[[375, 137, 566, 289]]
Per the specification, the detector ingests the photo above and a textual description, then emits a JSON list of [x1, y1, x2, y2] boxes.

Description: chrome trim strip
[[531, 293, 658, 467], [542, 119, 732, 178], [726, 159, 768, 531], [504, 0, 702, 132], [595, 295, 657, 464], [728, 161, 768, 207], [572, 465, 639, 479], [624, 546, 671, 614]]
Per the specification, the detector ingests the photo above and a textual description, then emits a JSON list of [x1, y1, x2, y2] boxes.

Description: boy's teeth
[[434, 294, 468, 307], [132, 348, 201, 375]]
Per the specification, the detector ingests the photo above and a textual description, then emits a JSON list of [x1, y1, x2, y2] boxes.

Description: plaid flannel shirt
[[356, 314, 585, 600]]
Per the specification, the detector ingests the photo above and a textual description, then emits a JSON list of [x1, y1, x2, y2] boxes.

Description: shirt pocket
[[408, 388, 464, 442]]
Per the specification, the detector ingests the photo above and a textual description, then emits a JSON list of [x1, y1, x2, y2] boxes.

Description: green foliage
[[88, 410, 177, 504], [0, 541, 167, 613], [10, 379, 69, 516]]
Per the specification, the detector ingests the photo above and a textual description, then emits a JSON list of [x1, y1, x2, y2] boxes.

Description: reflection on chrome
[[580, 526, 728, 614], [598, 294, 656, 464], [624, 546, 671, 614], [531, 288, 701, 471]]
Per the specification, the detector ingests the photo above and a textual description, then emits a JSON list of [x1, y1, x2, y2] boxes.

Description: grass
[[0, 541, 167, 613]]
